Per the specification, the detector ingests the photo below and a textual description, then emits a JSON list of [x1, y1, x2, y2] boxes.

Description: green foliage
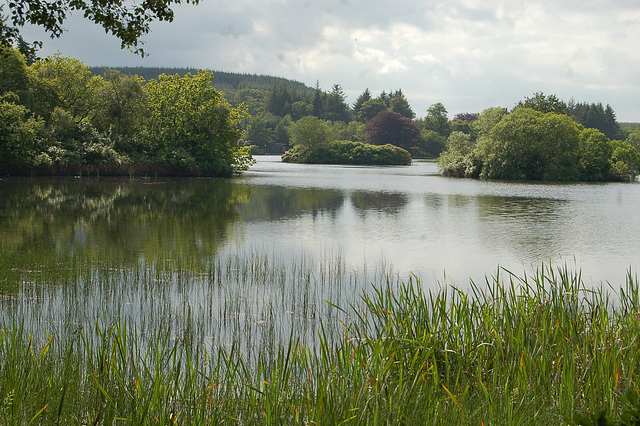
[[419, 129, 447, 158], [438, 131, 481, 177], [471, 107, 507, 138], [142, 70, 251, 176], [440, 108, 640, 182], [290, 100, 314, 120], [282, 140, 411, 165], [609, 140, 640, 182], [578, 128, 613, 182], [450, 119, 473, 136], [515, 91, 567, 114], [352, 88, 372, 117], [88, 69, 147, 153], [484, 108, 581, 180], [357, 98, 387, 123], [389, 93, 415, 119], [323, 84, 351, 122], [627, 128, 640, 152], [0, 97, 43, 172], [2, 0, 201, 56], [30, 53, 103, 120], [568, 100, 623, 140], [0, 49, 252, 176], [0, 44, 30, 98], [287, 115, 335, 149], [422, 102, 451, 137]]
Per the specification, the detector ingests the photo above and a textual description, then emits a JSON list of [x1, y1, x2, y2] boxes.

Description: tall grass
[[1, 256, 639, 424]]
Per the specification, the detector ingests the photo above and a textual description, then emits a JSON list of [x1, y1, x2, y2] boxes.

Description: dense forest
[[2, 47, 640, 180], [1, 47, 252, 176]]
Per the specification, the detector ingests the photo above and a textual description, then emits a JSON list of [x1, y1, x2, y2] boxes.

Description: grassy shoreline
[[1, 258, 639, 424]]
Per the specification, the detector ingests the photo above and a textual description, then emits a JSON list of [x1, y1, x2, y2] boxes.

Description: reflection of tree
[[237, 186, 345, 221], [0, 178, 248, 273], [350, 190, 409, 214]]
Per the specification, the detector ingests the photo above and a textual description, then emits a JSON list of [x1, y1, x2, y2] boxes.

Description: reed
[[0, 256, 639, 424]]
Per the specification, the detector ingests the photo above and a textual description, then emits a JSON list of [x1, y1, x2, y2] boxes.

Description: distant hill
[[88, 66, 315, 99]]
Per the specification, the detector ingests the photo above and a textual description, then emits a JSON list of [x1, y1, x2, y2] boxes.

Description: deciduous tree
[[366, 110, 420, 154], [1, 0, 201, 56], [422, 103, 450, 137], [143, 70, 250, 176], [514, 92, 566, 114]]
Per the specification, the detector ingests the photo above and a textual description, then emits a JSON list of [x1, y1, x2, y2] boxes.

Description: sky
[[18, 0, 640, 122]]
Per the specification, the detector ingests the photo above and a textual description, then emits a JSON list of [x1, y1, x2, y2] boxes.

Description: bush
[[282, 140, 411, 165]]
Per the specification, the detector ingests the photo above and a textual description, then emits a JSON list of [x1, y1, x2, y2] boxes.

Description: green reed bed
[[1, 258, 639, 424]]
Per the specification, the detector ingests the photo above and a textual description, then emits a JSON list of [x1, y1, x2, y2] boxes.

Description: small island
[[281, 114, 413, 166]]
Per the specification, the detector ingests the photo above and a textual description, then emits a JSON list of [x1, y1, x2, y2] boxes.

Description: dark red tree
[[365, 111, 421, 153]]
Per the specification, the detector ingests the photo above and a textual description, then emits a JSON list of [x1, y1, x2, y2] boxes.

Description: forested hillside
[[88, 66, 315, 101]]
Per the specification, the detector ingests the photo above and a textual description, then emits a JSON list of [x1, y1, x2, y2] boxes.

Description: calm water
[[235, 156, 640, 287], [1, 155, 639, 290]]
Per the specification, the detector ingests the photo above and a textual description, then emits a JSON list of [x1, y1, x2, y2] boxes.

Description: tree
[[88, 68, 147, 154], [472, 107, 507, 139], [567, 101, 623, 141], [290, 100, 313, 121], [0, 97, 44, 173], [264, 84, 293, 117], [323, 84, 350, 122], [142, 70, 251, 176], [422, 103, 450, 137], [481, 108, 581, 180], [357, 98, 386, 123], [453, 112, 478, 122], [1, 0, 201, 56], [420, 129, 446, 158], [603, 104, 623, 140], [627, 128, 640, 152], [577, 128, 613, 181], [366, 110, 421, 154], [0, 44, 30, 99], [609, 140, 640, 182], [30, 53, 103, 120], [514, 92, 567, 114], [287, 115, 334, 149], [389, 95, 415, 119], [312, 81, 325, 119], [438, 131, 480, 177], [352, 88, 371, 117]]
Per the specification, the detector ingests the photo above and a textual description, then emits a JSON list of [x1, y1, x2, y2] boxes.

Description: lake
[[236, 156, 640, 287], [1, 155, 639, 290], [1, 155, 639, 353]]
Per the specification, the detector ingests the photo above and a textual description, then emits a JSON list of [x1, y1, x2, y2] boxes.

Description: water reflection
[[0, 178, 247, 272], [351, 191, 409, 215], [237, 186, 345, 221], [2, 158, 639, 290]]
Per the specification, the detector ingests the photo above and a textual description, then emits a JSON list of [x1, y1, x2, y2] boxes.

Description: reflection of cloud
[[475, 194, 569, 264]]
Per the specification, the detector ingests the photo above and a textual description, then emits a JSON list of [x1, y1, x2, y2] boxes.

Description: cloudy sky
[[20, 0, 640, 121]]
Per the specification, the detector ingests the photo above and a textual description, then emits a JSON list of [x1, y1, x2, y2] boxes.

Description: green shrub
[[282, 140, 411, 165]]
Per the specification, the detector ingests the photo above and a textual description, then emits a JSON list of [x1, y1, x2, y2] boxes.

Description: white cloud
[[17, 0, 640, 121]]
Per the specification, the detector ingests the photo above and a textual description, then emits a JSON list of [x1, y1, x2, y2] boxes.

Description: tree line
[[0, 46, 252, 177], [236, 81, 640, 182], [439, 93, 640, 182], [2, 46, 640, 180]]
